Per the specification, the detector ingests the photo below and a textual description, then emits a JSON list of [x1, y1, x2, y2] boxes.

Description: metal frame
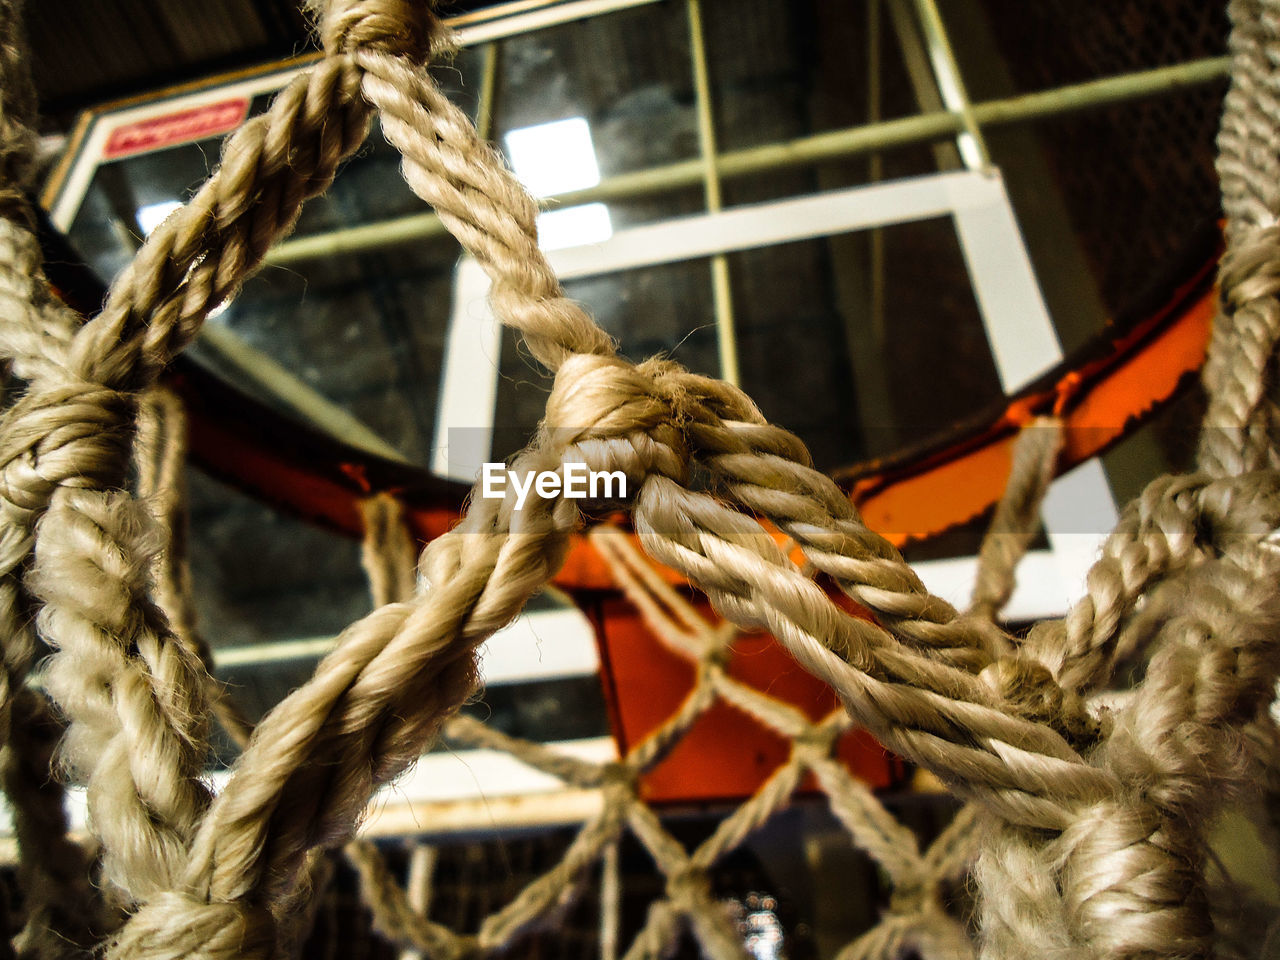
[[212, 605, 600, 684], [0, 736, 618, 854], [249, 57, 1230, 269], [686, 0, 739, 386], [449, 0, 662, 44]]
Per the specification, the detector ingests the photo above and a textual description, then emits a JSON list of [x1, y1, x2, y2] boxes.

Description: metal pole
[[885, 0, 962, 171], [476, 41, 501, 141], [399, 842, 438, 960], [687, 0, 740, 387], [867, 0, 887, 345], [261, 56, 1230, 267], [910, 0, 990, 169], [212, 634, 337, 667]]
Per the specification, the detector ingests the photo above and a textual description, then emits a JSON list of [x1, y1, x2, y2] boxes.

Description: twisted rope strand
[[968, 418, 1064, 622], [1200, 0, 1280, 476], [135, 389, 254, 747], [11, 0, 435, 936], [0, 5, 132, 949]]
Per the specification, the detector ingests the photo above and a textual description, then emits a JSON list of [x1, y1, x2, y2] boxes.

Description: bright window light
[[536, 203, 612, 251], [504, 117, 601, 198], [135, 199, 182, 236]]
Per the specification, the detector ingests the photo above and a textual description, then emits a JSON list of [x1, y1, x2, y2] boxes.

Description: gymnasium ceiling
[[25, 1, 1228, 135], [28, 0, 306, 129]]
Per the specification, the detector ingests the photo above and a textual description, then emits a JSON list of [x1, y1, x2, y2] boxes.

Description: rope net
[[350, 488, 981, 960], [0, 0, 1276, 958]]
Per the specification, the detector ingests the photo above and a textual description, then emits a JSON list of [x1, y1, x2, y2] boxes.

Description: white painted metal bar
[[361, 786, 606, 838], [213, 607, 600, 683], [433, 257, 504, 482], [945, 170, 1118, 594], [947, 170, 1062, 392], [0, 787, 608, 861], [432, 172, 976, 484], [916, 550, 1086, 621], [549, 171, 967, 279], [478, 607, 601, 682], [0, 736, 619, 849]]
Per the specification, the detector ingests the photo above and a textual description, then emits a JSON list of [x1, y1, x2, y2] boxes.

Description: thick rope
[[0, 4, 121, 955], [14, 0, 403, 926], [135, 389, 254, 747], [978, 548, 1280, 958], [968, 417, 1063, 623], [342, 468, 1280, 960], [1200, 0, 1280, 476], [0, 0, 34, 226], [0, 0, 79, 795], [359, 493, 419, 610], [0, 25, 1099, 946], [361, 48, 1007, 667]]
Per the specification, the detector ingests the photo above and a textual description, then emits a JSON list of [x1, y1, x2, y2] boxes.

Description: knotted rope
[[0, 0, 1274, 957], [1201, 0, 1280, 477]]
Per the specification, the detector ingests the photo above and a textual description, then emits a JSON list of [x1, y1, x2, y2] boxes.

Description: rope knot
[[664, 865, 712, 910], [793, 723, 838, 760], [1197, 471, 1280, 546], [320, 0, 441, 60], [887, 875, 933, 915], [107, 892, 276, 960], [1219, 224, 1280, 310], [981, 653, 1097, 742], [980, 654, 1061, 717], [0, 381, 134, 512], [1048, 801, 1213, 956], [544, 354, 691, 501], [600, 760, 637, 793]]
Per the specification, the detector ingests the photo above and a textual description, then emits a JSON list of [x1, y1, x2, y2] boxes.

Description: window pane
[[492, 2, 697, 183]]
